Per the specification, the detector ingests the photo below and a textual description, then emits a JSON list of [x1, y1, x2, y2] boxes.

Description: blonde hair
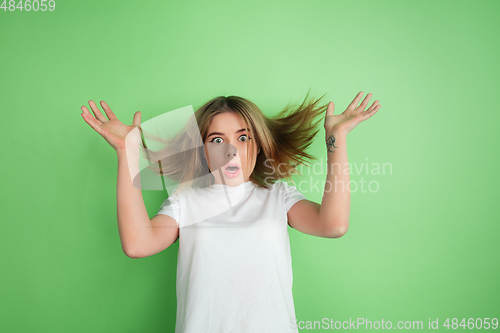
[[139, 90, 329, 194]]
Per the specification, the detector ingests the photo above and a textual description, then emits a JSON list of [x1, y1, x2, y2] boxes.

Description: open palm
[[80, 100, 142, 152], [324, 91, 381, 138]]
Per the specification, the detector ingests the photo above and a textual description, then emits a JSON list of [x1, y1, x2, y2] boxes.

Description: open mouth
[[225, 165, 240, 173], [223, 163, 241, 177]]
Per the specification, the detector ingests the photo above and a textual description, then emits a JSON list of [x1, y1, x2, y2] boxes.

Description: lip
[[224, 162, 241, 169], [223, 162, 241, 178]]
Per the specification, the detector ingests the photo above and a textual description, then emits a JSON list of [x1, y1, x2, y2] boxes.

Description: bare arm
[[286, 131, 349, 239], [319, 130, 350, 237], [116, 146, 179, 259], [80, 100, 179, 259], [287, 92, 381, 238], [319, 92, 380, 236]]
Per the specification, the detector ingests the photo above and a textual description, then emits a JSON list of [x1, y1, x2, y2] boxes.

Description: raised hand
[[324, 91, 381, 138], [80, 100, 142, 152]]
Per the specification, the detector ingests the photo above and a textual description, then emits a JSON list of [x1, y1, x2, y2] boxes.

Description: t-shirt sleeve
[[282, 181, 307, 213], [156, 191, 180, 227]]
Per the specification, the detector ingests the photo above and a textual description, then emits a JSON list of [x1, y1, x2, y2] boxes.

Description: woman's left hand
[[324, 91, 381, 138]]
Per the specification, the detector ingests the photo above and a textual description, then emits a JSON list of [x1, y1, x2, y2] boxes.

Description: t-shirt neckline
[[209, 180, 256, 191]]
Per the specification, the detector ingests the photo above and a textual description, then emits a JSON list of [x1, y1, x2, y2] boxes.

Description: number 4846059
[[1, 0, 56, 11], [443, 318, 498, 329]]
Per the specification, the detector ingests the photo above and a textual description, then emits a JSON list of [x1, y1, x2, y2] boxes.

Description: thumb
[[132, 111, 141, 127], [325, 101, 334, 119]]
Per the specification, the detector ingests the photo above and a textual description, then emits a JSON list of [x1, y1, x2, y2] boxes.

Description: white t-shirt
[[156, 180, 307, 333]]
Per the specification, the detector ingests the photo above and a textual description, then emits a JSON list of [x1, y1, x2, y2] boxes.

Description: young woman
[[80, 91, 380, 333]]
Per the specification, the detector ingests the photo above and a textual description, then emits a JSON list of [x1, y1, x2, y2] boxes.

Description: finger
[[366, 100, 379, 112], [325, 101, 334, 118], [88, 100, 108, 122], [362, 104, 381, 119], [132, 111, 141, 127], [81, 112, 104, 135], [347, 91, 364, 110], [100, 101, 118, 120], [80, 105, 96, 119], [358, 93, 372, 111]]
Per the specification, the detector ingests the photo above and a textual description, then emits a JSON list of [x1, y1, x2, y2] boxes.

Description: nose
[[226, 143, 237, 158]]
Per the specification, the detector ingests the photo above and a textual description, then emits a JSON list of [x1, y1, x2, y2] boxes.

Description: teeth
[[226, 166, 239, 173]]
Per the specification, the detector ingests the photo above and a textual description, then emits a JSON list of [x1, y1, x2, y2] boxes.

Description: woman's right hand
[[80, 100, 142, 152]]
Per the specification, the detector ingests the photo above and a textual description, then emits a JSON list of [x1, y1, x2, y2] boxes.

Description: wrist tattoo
[[326, 134, 338, 153]]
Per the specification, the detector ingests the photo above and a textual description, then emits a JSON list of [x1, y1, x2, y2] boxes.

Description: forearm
[[319, 130, 350, 237], [116, 145, 153, 257]]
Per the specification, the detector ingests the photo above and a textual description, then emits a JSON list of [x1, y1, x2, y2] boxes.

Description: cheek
[[240, 145, 250, 162]]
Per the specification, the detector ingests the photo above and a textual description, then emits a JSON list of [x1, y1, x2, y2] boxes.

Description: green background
[[1, 0, 499, 332]]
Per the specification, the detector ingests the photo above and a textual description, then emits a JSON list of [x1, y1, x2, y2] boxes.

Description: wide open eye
[[239, 134, 253, 142], [210, 137, 223, 144]]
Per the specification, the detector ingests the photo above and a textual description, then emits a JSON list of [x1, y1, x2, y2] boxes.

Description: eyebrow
[[207, 128, 251, 138]]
